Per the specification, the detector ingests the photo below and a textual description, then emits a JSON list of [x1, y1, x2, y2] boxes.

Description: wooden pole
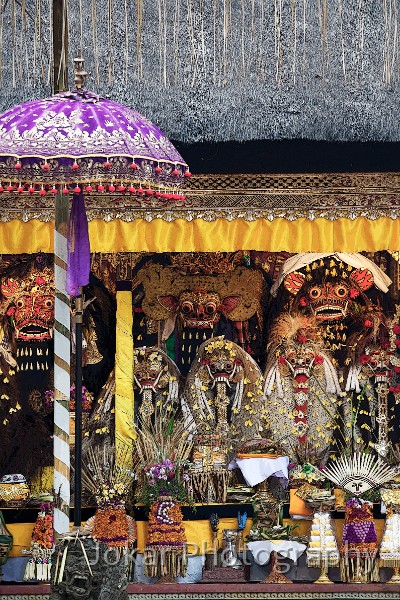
[[53, 191, 70, 535], [74, 288, 83, 527]]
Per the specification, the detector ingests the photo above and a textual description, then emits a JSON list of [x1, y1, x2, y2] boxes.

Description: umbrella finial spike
[[74, 56, 87, 90]]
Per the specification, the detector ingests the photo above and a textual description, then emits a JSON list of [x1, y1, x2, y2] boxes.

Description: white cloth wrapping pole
[[247, 540, 307, 565], [53, 192, 70, 535], [229, 456, 289, 487]]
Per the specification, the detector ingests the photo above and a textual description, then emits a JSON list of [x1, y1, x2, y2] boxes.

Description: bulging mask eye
[[181, 302, 193, 314], [309, 286, 322, 300], [335, 285, 348, 298], [204, 303, 216, 315]]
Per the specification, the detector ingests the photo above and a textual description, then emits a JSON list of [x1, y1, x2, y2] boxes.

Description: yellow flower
[[244, 420, 253, 427]]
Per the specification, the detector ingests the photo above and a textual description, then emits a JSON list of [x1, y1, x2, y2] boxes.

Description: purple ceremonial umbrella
[[0, 88, 189, 199], [0, 59, 190, 293]]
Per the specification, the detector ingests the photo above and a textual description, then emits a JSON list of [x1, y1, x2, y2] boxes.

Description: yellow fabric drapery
[[88, 217, 400, 253], [115, 290, 135, 461], [2, 216, 400, 253], [0, 220, 54, 253]]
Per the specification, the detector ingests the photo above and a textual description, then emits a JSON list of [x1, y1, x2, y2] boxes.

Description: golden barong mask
[[158, 289, 241, 329], [138, 264, 263, 323]]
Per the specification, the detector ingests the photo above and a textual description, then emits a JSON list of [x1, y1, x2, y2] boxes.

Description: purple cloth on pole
[[66, 192, 90, 296]]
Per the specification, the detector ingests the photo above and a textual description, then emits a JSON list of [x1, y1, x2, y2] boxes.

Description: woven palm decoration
[[317, 453, 398, 496]]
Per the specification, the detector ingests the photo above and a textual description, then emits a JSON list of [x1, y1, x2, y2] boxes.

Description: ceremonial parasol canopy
[[0, 58, 190, 201]]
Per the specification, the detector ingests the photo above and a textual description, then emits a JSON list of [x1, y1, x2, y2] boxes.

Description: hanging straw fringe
[[144, 546, 187, 578], [339, 554, 380, 583]]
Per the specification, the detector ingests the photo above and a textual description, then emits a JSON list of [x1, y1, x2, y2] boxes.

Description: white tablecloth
[[247, 540, 307, 565], [229, 456, 289, 487]]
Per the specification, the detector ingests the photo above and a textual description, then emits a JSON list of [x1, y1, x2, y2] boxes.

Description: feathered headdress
[[316, 453, 399, 496]]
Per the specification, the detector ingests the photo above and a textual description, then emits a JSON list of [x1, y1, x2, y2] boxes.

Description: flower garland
[[24, 502, 54, 581]]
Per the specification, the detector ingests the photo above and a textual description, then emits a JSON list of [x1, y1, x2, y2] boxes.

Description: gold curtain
[[3, 217, 400, 253]]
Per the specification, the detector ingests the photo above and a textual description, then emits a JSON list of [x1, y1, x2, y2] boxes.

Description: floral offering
[[24, 502, 54, 581], [340, 497, 380, 583]]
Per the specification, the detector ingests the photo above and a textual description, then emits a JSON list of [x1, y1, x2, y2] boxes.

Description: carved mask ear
[[283, 271, 306, 295], [349, 268, 374, 291], [220, 295, 242, 315], [157, 295, 179, 313]]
